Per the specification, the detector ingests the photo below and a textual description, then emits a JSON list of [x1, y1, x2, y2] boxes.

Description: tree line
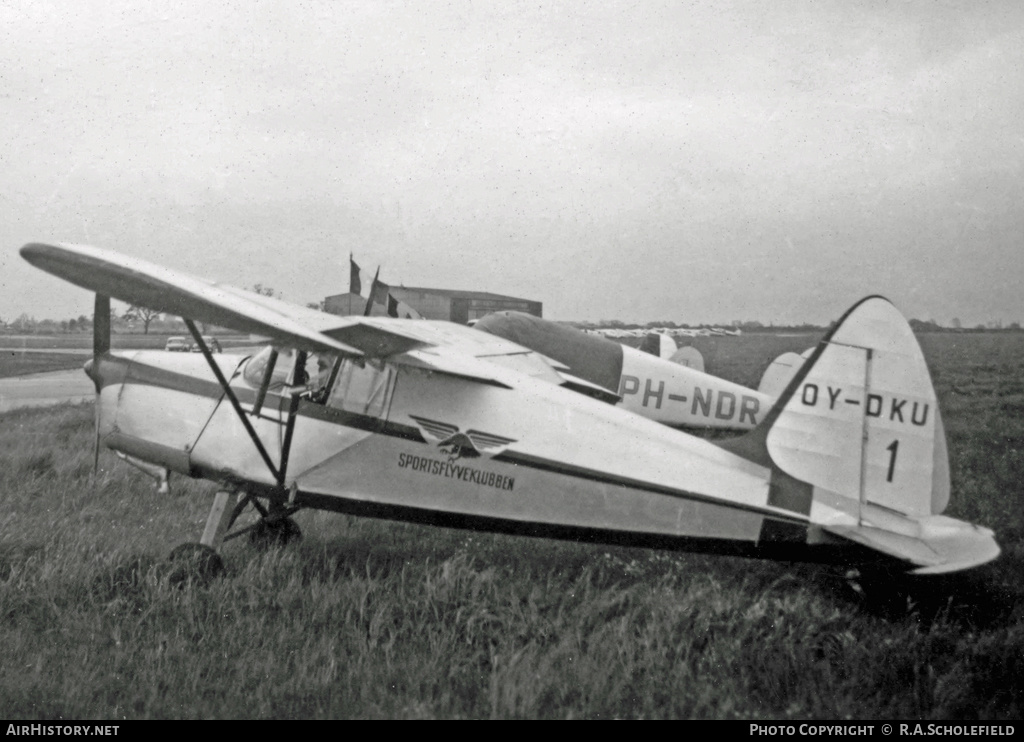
[[2, 285, 292, 335]]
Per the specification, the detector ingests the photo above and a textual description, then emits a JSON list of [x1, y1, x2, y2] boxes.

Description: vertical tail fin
[[669, 346, 705, 372], [720, 296, 996, 572], [639, 332, 677, 359], [726, 296, 949, 518], [756, 348, 812, 399]]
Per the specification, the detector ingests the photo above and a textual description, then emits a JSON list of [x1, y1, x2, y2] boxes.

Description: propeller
[[90, 294, 110, 486], [92, 393, 102, 490]]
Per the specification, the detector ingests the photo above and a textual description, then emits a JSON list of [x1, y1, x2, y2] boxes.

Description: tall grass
[[1, 333, 1022, 719]]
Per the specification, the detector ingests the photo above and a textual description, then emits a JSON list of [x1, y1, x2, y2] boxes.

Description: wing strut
[[277, 351, 305, 484], [185, 320, 282, 485]]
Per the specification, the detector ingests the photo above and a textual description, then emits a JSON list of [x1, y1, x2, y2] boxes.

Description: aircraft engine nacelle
[[87, 351, 246, 477]]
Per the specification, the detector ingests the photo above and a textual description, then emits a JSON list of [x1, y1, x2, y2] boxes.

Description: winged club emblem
[[409, 415, 517, 461]]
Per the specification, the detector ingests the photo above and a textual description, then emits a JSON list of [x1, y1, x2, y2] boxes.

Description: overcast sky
[[1, 1, 1021, 326]]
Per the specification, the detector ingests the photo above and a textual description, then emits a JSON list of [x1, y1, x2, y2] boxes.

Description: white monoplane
[[20, 242, 999, 578]]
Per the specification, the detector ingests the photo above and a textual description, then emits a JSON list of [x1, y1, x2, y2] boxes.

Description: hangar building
[[324, 287, 542, 323]]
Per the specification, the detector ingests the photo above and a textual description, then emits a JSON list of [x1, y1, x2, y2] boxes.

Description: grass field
[[0, 333, 1022, 719]]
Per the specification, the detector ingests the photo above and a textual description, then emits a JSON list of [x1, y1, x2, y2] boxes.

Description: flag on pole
[[349, 255, 376, 301], [387, 293, 423, 319], [362, 266, 383, 316], [349, 255, 422, 318], [369, 276, 391, 309], [351, 256, 389, 316]]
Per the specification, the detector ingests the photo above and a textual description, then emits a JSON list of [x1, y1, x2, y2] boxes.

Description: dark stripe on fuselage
[[105, 353, 422, 438], [287, 489, 897, 569], [106, 354, 808, 523], [491, 450, 808, 525], [93, 352, 240, 402], [475, 311, 624, 394]]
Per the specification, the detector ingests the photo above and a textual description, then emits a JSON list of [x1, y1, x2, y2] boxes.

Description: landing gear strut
[[228, 492, 304, 550], [249, 510, 302, 549], [166, 489, 303, 583], [165, 325, 308, 584]]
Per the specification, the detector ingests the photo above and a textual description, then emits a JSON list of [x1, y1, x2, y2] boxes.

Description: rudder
[[758, 297, 948, 518]]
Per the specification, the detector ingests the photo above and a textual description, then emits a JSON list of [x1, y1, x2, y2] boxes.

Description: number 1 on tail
[[886, 439, 899, 482]]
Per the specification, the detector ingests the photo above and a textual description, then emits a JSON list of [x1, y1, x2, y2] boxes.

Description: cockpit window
[[242, 347, 287, 391], [238, 347, 394, 417], [326, 358, 395, 418], [241, 346, 337, 400]]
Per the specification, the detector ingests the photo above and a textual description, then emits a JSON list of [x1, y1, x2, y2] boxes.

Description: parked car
[[164, 336, 190, 352], [190, 336, 222, 353]]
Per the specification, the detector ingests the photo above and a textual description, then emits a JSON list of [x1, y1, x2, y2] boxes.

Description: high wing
[[19, 242, 579, 390], [21, 243, 367, 356], [20, 242, 1000, 576]]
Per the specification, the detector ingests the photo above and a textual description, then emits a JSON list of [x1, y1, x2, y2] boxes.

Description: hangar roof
[[390, 287, 538, 302], [326, 287, 539, 303]]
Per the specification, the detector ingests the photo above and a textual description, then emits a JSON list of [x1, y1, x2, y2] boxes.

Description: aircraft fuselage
[[474, 312, 772, 430], [87, 349, 858, 563]]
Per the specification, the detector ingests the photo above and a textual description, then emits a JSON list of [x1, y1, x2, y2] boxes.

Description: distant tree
[[12, 313, 36, 333], [306, 300, 326, 311], [251, 284, 277, 298], [124, 305, 161, 334], [909, 318, 941, 333]]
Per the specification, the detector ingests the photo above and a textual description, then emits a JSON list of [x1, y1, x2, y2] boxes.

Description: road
[[0, 347, 92, 354], [0, 347, 260, 413], [0, 368, 95, 412]]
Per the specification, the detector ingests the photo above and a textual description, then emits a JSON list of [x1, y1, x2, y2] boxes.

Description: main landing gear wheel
[[166, 543, 225, 586], [249, 517, 303, 550]]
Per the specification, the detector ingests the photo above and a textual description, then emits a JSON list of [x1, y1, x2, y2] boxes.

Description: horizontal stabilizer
[[826, 516, 1000, 574]]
